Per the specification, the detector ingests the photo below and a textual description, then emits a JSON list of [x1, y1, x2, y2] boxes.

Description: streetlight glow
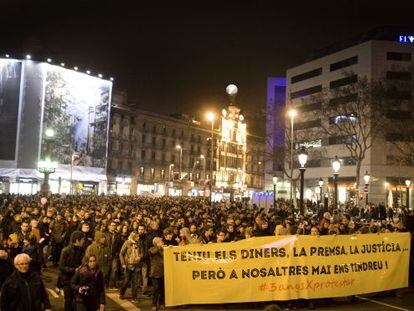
[[26, 54, 31, 60], [318, 178, 324, 188], [332, 156, 341, 173], [298, 146, 308, 168], [206, 112, 215, 121], [272, 176, 278, 185], [288, 109, 297, 119], [405, 179, 411, 187], [363, 171, 371, 184], [176, 144, 181, 150]]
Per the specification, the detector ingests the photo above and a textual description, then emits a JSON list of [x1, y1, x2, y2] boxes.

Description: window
[[294, 119, 321, 130], [290, 85, 322, 99], [153, 124, 157, 133], [329, 75, 357, 89], [329, 93, 358, 105], [329, 114, 358, 124], [386, 71, 411, 81], [328, 135, 356, 145], [172, 129, 176, 137], [172, 155, 176, 163], [162, 138, 166, 147], [141, 134, 146, 145], [152, 137, 156, 146], [387, 52, 411, 62], [163, 126, 166, 134], [291, 68, 322, 84], [342, 157, 357, 166], [161, 153, 165, 163], [330, 56, 358, 72], [297, 102, 322, 112], [152, 151, 156, 161], [141, 150, 146, 160], [142, 122, 146, 130], [181, 129, 184, 137]]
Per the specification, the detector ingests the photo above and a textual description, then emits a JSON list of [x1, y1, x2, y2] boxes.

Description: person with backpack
[[119, 231, 144, 302]]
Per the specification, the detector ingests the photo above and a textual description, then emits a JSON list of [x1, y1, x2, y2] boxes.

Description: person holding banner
[[149, 237, 164, 311]]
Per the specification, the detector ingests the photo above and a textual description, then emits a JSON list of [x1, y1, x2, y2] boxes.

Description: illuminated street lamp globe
[[318, 178, 324, 187], [298, 146, 308, 168], [332, 156, 341, 174], [272, 176, 278, 185], [363, 171, 371, 184], [226, 84, 238, 95], [405, 179, 412, 188]]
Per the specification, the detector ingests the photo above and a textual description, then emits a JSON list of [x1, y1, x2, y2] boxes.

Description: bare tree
[[315, 73, 389, 200]]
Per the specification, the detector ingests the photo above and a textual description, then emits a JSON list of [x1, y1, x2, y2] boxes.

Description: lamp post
[[363, 171, 371, 205], [405, 179, 411, 209], [169, 164, 174, 181], [318, 178, 324, 210], [70, 152, 78, 195], [384, 182, 389, 206], [298, 146, 308, 215], [272, 176, 278, 207], [38, 128, 56, 195], [206, 112, 215, 202], [38, 160, 58, 195], [288, 109, 297, 205], [332, 156, 341, 208], [175, 145, 183, 180]]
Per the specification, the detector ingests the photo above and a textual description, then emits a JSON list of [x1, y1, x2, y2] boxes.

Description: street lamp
[[318, 178, 324, 209], [332, 156, 341, 208], [384, 181, 389, 206], [272, 176, 278, 207], [206, 112, 215, 202], [288, 109, 297, 205], [363, 171, 370, 205], [38, 128, 56, 194], [405, 179, 411, 209], [169, 164, 174, 181], [175, 145, 183, 181], [298, 146, 308, 215], [200, 155, 206, 180], [38, 159, 58, 194], [70, 152, 79, 195]]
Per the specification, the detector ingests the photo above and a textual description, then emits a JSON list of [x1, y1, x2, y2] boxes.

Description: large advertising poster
[[0, 60, 22, 160], [41, 65, 112, 168]]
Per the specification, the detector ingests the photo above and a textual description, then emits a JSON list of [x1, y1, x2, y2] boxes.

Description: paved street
[[42, 267, 414, 311]]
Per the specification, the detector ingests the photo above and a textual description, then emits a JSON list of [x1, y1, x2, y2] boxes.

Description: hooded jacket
[[84, 231, 111, 277]]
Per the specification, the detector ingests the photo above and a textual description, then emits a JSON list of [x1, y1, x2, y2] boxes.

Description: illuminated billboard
[[0, 59, 22, 160], [41, 65, 112, 168]]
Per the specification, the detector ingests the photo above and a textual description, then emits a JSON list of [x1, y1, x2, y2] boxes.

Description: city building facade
[[108, 91, 265, 198], [285, 27, 414, 206]]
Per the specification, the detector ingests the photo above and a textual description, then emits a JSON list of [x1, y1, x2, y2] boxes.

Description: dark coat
[[0, 269, 51, 311], [71, 266, 105, 306], [149, 246, 164, 278], [58, 244, 84, 286]]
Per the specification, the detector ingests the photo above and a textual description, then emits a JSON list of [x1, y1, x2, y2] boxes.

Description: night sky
[[1, 0, 414, 135]]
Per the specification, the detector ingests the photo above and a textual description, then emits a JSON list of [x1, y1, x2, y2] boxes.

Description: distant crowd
[[0, 194, 413, 311]]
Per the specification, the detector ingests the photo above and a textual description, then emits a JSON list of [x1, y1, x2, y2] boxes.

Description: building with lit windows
[[108, 90, 265, 198], [285, 27, 414, 206]]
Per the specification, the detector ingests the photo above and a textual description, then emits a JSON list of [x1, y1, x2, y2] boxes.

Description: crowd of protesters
[[0, 193, 413, 311]]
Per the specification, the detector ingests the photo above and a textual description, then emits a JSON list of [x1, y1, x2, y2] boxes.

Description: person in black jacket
[[71, 254, 105, 311], [0, 253, 51, 311], [59, 231, 85, 311], [0, 248, 13, 289]]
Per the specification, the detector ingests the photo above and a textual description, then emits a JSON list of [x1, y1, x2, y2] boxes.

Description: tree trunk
[[355, 159, 362, 206]]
